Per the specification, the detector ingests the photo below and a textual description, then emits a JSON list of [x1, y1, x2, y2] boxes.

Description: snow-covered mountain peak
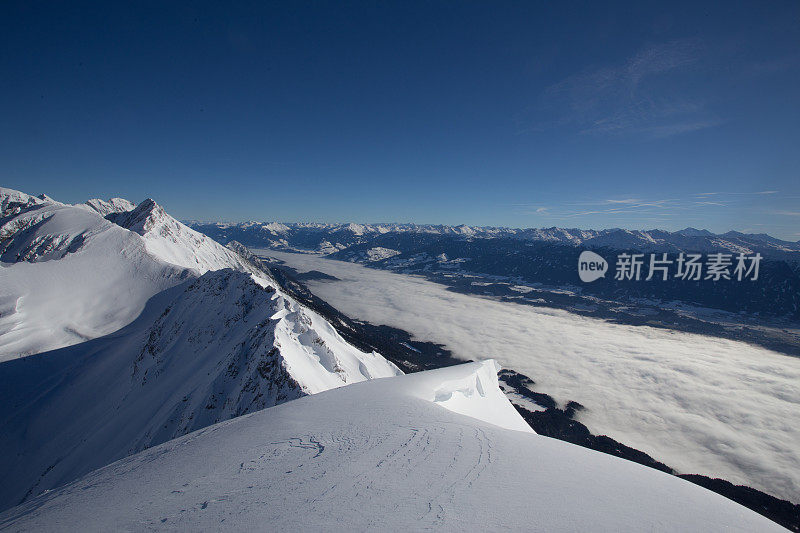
[[83, 197, 137, 216], [262, 221, 290, 234], [0, 187, 265, 358], [105, 198, 257, 275], [36, 193, 57, 203], [0, 194, 114, 264], [0, 187, 406, 511], [0, 187, 48, 217], [0, 264, 402, 509], [113, 198, 165, 235], [675, 226, 714, 237]]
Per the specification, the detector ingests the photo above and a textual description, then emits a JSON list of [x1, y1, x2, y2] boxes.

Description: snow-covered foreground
[[0, 361, 782, 532], [257, 250, 800, 503]]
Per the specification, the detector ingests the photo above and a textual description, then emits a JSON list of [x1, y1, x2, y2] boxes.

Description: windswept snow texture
[[0, 362, 782, 532], [258, 250, 800, 503], [0, 188, 255, 360]]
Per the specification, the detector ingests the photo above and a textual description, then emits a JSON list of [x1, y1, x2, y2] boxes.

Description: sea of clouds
[[258, 250, 800, 503]]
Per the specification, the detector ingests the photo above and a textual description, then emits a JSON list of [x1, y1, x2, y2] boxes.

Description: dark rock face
[[677, 475, 800, 532]]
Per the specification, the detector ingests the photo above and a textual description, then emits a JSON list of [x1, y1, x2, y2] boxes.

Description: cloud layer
[[263, 250, 800, 503]]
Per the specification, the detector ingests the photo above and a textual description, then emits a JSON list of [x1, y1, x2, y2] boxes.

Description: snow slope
[[83, 197, 137, 216], [0, 193, 187, 358], [0, 188, 256, 360], [0, 188, 401, 511], [0, 267, 400, 510], [112, 198, 257, 274], [0, 362, 783, 532]]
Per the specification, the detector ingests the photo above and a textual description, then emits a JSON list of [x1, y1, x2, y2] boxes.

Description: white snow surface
[[0, 362, 783, 532], [114, 199, 257, 274], [0, 268, 400, 510], [82, 197, 137, 216], [365, 246, 401, 261], [0, 188, 257, 360], [0, 189, 401, 510], [0, 194, 186, 358], [0, 187, 47, 217], [255, 250, 800, 503]]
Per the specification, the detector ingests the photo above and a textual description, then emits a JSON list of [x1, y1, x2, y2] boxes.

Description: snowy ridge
[[0, 362, 783, 531], [0, 187, 403, 511], [83, 197, 136, 216], [113, 198, 256, 275], [0, 268, 400, 510], [421, 360, 533, 433], [0, 193, 189, 358], [0, 188, 263, 359]]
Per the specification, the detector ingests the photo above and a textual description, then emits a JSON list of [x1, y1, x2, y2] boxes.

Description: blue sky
[[2, 1, 799, 239]]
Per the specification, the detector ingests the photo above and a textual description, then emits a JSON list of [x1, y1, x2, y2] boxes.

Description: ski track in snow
[[256, 249, 800, 503]]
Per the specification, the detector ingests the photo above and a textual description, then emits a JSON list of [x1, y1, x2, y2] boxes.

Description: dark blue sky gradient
[[2, 1, 799, 238]]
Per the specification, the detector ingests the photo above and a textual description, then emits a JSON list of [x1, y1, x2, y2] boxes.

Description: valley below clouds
[[258, 249, 800, 503]]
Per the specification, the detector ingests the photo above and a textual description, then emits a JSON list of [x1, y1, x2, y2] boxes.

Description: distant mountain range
[[187, 221, 800, 258], [189, 221, 800, 319]]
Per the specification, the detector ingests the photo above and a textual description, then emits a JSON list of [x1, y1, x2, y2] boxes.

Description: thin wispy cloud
[[521, 39, 721, 139], [603, 198, 642, 204], [694, 201, 727, 207], [512, 190, 784, 231], [695, 190, 779, 196]]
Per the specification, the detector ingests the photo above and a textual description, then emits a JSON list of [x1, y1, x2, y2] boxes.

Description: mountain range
[[0, 187, 795, 530], [188, 220, 800, 258], [0, 187, 399, 511], [189, 220, 800, 320]]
